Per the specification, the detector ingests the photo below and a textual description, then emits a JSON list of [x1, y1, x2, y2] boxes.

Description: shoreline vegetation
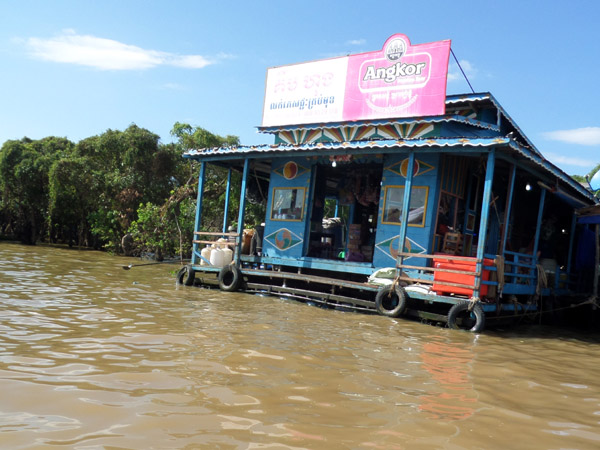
[[0, 123, 266, 260]]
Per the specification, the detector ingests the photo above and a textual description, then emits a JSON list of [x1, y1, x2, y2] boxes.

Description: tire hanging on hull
[[375, 285, 407, 318], [447, 301, 485, 332], [218, 264, 242, 292], [176, 264, 195, 286]]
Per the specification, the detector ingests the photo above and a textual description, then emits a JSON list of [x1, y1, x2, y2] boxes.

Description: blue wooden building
[[178, 91, 598, 331]]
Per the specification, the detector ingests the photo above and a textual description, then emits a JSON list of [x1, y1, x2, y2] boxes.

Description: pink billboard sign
[[262, 34, 451, 127]]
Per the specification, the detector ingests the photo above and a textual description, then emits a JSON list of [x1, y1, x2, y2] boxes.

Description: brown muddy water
[[0, 242, 599, 449]]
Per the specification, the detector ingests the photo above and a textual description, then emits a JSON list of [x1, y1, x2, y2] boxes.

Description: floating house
[[178, 34, 598, 331]]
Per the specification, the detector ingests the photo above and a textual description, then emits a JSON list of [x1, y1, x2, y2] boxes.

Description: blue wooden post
[[192, 162, 206, 265], [474, 149, 495, 298], [501, 164, 516, 255], [222, 168, 232, 234], [566, 212, 577, 275], [235, 159, 250, 265], [463, 175, 473, 227], [532, 188, 547, 262], [397, 152, 415, 270]]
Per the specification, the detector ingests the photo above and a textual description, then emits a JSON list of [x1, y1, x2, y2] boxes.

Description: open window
[[271, 187, 305, 221], [382, 185, 428, 226]]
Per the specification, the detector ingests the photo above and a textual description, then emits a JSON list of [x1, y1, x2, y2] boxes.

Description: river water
[[0, 242, 599, 449]]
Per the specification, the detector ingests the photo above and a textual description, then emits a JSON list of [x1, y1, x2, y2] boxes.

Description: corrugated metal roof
[[183, 136, 507, 158], [463, 92, 542, 157], [183, 136, 594, 204]]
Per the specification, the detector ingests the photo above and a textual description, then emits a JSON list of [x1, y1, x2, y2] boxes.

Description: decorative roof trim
[[257, 91, 542, 157], [258, 112, 498, 134]]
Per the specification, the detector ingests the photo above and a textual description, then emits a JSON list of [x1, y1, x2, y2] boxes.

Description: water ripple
[[1, 243, 600, 449]]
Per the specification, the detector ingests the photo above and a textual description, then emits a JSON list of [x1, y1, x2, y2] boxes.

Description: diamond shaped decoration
[[375, 234, 426, 262], [264, 228, 303, 251]]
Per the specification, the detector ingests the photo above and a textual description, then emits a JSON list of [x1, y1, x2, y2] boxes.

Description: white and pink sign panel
[[262, 34, 451, 127]]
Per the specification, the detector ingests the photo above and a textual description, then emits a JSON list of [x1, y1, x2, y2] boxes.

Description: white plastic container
[[200, 246, 211, 266], [210, 247, 224, 267], [222, 247, 233, 266]]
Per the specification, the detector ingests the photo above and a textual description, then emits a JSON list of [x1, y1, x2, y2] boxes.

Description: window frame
[[270, 186, 306, 222], [381, 185, 429, 227]]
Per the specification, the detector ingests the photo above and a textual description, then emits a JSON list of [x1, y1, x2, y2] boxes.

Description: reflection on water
[[1, 242, 599, 449], [419, 338, 478, 421]]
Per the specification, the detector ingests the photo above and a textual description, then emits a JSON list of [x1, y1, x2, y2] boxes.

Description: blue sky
[[1, 0, 599, 176]]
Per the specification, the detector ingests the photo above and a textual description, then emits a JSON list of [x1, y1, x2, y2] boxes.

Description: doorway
[[307, 161, 382, 262]]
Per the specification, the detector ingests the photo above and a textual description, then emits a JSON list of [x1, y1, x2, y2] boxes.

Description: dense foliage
[[0, 124, 267, 260], [571, 163, 600, 185]]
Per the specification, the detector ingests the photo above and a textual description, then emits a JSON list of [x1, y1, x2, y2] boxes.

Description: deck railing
[[398, 249, 580, 298], [498, 250, 536, 286], [396, 252, 498, 298]]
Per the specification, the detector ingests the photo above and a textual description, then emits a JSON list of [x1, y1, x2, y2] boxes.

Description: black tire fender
[[447, 301, 485, 332], [375, 285, 407, 318], [176, 264, 195, 286], [218, 264, 242, 292]]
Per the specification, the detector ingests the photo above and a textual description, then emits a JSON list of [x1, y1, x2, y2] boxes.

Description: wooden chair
[[442, 232, 463, 255]]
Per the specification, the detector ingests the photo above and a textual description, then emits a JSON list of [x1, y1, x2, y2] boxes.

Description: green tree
[[48, 156, 101, 247], [126, 123, 249, 259], [0, 122, 261, 259], [0, 137, 73, 244], [571, 163, 600, 187], [72, 125, 182, 252]]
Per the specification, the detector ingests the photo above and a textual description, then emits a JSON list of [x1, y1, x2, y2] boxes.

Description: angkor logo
[[385, 38, 407, 62]]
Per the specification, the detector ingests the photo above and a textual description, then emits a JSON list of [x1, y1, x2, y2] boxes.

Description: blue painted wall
[[373, 153, 440, 268], [262, 157, 312, 258]]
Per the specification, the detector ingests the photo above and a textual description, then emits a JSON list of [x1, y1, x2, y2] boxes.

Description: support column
[[474, 149, 495, 298], [500, 164, 516, 255], [532, 188, 547, 262], [594, 224, 599, 308], [566, 213, 577, 275], [192, 162, 206, 265], [235, 159, 250, 265], [397, 152, 415, 271], [222, 168, 232, 234]]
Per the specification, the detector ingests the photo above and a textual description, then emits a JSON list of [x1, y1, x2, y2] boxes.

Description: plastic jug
[[210, 247, 224, 267], [200, 246, 211, 266], [222, 247, 233, 266]]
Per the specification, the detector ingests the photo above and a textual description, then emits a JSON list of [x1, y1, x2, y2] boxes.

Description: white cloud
[[346, 39, 366, 46], [448, 59, 477, 82], [24, 30, 214, 70], [543, 127, 600, 146], [166, 54, 212, 69], [544, 152, 597, 168]]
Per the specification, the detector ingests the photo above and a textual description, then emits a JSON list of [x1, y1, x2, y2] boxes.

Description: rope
[[451, 49, 475, 93], [468, 296, 480, 311], [495, 255, 505, 296], [390, 274, 400, 292], [511, 296, 520, 316], [536, 264, 548, 296], [485, 295, 597, 321]]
